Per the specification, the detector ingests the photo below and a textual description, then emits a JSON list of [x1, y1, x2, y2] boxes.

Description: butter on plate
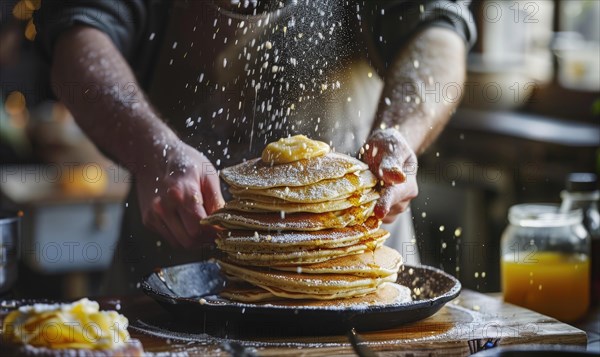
[[2, 298, 132, 351]]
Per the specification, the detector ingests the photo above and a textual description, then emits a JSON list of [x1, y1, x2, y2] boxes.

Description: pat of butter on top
[[262, 135, 330, 164]]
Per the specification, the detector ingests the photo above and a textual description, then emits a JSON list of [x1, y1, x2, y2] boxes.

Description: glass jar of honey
[[501, 204, 590, 322]]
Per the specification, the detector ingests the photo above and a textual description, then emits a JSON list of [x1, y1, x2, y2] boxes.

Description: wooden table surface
[[107, 289, 587, 356]]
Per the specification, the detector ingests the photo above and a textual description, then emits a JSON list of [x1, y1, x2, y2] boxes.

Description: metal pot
[[0, 211, 20, 294]]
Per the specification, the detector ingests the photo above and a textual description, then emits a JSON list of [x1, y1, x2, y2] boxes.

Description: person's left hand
[[362, 128, 419, 223]]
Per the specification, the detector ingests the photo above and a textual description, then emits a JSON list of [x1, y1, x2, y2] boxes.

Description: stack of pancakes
[[204, 137, 410, 304]]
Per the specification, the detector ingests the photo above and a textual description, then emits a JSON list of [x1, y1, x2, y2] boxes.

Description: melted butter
[[2, 298, 130, 350], [346, 172, 360, 187], [262, 135, 330, 164], [365, 240, 378, 252], [348, 193, 362, 207]]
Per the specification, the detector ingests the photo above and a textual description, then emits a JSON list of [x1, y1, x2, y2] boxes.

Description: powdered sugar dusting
[[218, 216, 378, 244], [229, 170, 377, 203], [221, 152, 367, 189], [221, 230, 388, 266], [225, 189, 379, 213], [204, 201, 375, 231]]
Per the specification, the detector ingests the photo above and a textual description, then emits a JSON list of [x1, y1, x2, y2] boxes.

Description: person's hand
[[362, 129, 418, 223], [135, 141, 224, 248]]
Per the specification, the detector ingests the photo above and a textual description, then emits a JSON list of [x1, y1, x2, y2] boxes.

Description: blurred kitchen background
[[1, 0, 599, 299]]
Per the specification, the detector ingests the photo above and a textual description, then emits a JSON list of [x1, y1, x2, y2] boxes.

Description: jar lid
[[566, 173, 598, 192], [508, 204, 582, 227]]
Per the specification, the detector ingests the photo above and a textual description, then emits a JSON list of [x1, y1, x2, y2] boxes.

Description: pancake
[[272, 246, 402, 278], [203, 201, 375, 231], [216, 217, 380, 252], [218, 260, 397, 295], [229, 170, 378, 203], [221, 282, 411, 305], [272, 282, 412, 305], [221, 152, 368, 189], [220, 281, 278, 302], [257, 284, 380, 300], [224, 190, 380, 213], [222, 229, 389, 266]]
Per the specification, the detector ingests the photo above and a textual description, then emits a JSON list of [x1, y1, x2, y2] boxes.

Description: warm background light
[[12, 0, 41, 41]]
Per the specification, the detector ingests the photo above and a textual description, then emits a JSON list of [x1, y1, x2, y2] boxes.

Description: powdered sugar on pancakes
[[224, 189, 380, 213], [220, 230, 389, 266], [229, 170, 377, 203], [216, 216, 380, 251], [203, 201, 375, 231], [221, 152, 368, 189]]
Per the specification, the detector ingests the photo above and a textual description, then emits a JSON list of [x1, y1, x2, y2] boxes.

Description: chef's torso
[[147, 0, 383, 168]]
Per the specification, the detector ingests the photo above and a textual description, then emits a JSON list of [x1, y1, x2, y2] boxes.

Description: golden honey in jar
[[501, 204, 590, 322]]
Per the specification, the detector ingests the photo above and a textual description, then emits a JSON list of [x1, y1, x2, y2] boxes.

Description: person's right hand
[[135, 141, 224, 248]]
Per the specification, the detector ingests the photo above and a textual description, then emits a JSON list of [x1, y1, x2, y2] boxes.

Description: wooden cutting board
[[113, 289, 586, 356]]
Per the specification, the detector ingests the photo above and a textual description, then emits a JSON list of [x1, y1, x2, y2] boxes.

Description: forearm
[[373, 27, 466, 155], [50, 26, 178, 172]]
